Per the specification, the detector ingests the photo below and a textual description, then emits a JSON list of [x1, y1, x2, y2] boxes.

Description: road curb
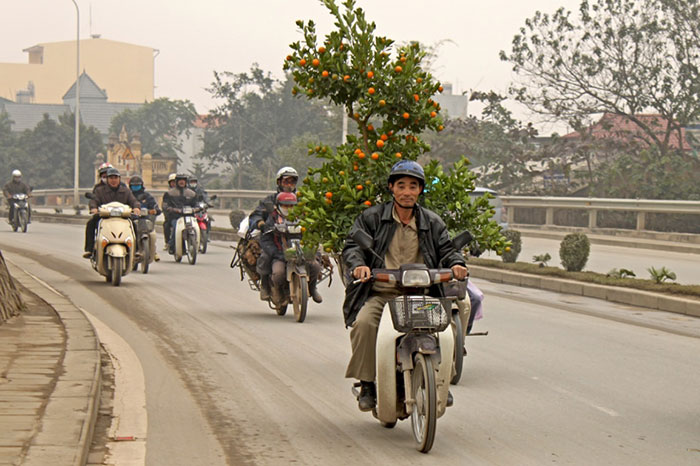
[[5, 261, 101, 466], [469, 264, 700, 318]]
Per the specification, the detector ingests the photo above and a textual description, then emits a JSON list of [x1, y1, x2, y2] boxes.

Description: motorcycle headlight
[[110, 207, 124, 217], [401, 269, 431, 287], [288, 225, 302, 234]]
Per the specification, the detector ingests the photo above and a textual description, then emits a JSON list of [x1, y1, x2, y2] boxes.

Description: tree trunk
[[0, 250, 25, 323]]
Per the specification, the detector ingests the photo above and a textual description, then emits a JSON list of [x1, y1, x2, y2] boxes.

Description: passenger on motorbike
[[3, 169, 31, 224], [92, 162, 114, 191], [83, 168, 140, 258], [259, 192, 323, 305], [129, 175, 162, 261], [162, 173, 177, 250], [162, 173, 197, 255], [251, 166, 299, 301], [342, 160, 468, 411], [188, 176, 211, 205]]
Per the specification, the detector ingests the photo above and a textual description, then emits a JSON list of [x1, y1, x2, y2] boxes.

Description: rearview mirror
[[84, 192, 94, 200], [452, 231, 474, 250], [210, 194, 218, 201], [350, 229, 374, 250]]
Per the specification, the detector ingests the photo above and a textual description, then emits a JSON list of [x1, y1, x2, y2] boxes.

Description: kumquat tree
[[284, 0, 509, 263]]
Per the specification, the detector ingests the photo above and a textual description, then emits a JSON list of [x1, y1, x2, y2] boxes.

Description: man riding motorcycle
[[342, 160, 468, 411], [129, 175, 162, 262], [188, 176, 211, 204], [3, 169, 31, 224], [259, 192, 323, 305], [162, 173, 177, 250], [162, 173, 197, 255], [251, 166, 299, 301], [83, 168, 140, 258]]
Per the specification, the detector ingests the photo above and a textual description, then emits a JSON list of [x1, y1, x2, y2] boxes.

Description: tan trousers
[[346, 292, 472, 382]]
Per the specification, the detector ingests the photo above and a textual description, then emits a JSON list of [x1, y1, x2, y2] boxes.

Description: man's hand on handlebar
[[90, 208, 98, 215], [352, 266, 371, 282], [452, 264, 468, 281], [133, 208, 141, 216]]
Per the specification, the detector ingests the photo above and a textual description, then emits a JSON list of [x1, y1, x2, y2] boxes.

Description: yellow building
[[98, 126, 176, 190], [0, 37, 155, 104]]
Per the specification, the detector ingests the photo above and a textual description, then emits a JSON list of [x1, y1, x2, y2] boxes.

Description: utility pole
[[71, 0, 80, 209]]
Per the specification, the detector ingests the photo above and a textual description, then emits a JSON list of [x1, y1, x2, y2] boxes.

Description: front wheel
[[292, 274, 308, 323], [140, 237, 150, 274], [186, 230, 197, 265], [19, 210, 28, 233], [451, 309, 464, 385], [411, 353, 437, 453], [199, 229, 208, 253], [111, 257, 123, 287], [11, 211, 18, 232]]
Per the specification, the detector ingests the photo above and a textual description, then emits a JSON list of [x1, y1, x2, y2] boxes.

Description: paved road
[[481, 235, 700, 285], [1, 222, 699, 465]]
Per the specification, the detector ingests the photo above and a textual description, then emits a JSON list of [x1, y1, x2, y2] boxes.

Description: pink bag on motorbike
[[467, 280, 484, 321]]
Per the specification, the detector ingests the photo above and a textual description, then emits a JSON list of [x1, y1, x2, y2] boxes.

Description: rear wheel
[[199, 229, 208, 253], [141, 237, 150, 274], [451, 309, 464, 385], [111, 257, 123, 287], [411, 353, 437, 453], [187, 230, 197, 265], [19, 210, 28, 233], [292, 274, 308, 323]]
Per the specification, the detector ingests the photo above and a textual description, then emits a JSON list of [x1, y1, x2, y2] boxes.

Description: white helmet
[[12, 169, 21, 177], [275, 166, 299, 183], [168, 173, 177, 182]]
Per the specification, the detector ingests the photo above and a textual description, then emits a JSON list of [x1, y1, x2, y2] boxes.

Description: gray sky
[[2, 0, 580, 132]]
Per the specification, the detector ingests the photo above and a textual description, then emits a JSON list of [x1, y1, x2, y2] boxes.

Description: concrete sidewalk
[[0, 261, 101, 466]]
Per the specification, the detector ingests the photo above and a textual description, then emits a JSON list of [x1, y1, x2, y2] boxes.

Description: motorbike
[[173, 205, 201, 264], [349, 229, 460, 453], [195, 195, 217, 254], [8, 193, 30, 233], [88, 201, 136, 286], [133, 208, 157, 274]]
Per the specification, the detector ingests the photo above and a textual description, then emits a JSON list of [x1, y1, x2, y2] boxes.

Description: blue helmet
[[388, 160, 425, 186]]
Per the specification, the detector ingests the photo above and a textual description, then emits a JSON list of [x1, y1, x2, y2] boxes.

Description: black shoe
[[310, 287, 323, 303], [446, 391, 454, 407], [358, 381, 376, 412], [82, 251, 92, 259]]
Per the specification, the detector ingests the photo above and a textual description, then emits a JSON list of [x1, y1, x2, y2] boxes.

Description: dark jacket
[[249, 188, 284, 230], [133, 190, 162, 215], [341, 201, 466, 327], [191, 185, 210, 204], [3, 180, 31, 198], [162, 186, 196, 217], [259, 210, 287, 261], [89, 183, 140, 211]]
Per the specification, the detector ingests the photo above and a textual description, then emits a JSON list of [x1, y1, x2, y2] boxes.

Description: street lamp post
[[71, 0, 80, 208]]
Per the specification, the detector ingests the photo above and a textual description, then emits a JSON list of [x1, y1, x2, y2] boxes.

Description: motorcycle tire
[[292, 274, 308, 323], [199, 230, 208, 254], [451, 309, 464, 385], [411, 353, 437, 453], [11, 213, 18, 232], [112, 257, 123, 287], [19, 210, 28, 233], [141, 237, 150, 274], [187, 231, 197, 265]]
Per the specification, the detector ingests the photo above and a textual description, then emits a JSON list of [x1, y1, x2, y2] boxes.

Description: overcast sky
[[2, 0, 581, 133]]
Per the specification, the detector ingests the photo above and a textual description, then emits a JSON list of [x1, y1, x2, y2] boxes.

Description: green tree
[[501, 0, 700, 156], [109, 97, 197, 159], [200, 65, 342, 190], [285, 0, 508, 255]]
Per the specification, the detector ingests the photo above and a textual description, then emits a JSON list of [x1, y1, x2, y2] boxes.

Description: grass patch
[[468, 257, 700, 300]]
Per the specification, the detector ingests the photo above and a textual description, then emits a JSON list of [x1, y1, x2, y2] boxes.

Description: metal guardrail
[[501, 196, 700, 230]]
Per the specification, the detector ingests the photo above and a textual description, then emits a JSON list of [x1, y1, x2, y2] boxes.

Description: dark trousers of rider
[[163, 214, 172, 244], [7, 203, 14, 221], [345, 292, 398, 382], [84, 215, 100, 252], [270, 259, 322, 293], [168, 218, 179, 251]]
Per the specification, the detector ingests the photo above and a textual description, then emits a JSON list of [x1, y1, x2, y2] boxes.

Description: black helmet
[[175, 173, 188, 182], [105, 167, 121, 177], [388, 160, 425, 186], [129, 175, 144, 186]]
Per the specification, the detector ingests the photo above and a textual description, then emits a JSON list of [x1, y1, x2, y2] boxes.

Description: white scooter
[[173, 205, 201, 264], [90, 201, 136, 286], [349, 229, 467, 453]]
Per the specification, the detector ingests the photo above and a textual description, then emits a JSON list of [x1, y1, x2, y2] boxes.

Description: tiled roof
[[0, 102, 71, 132], [62, 72, 108, 101], [78, 101, 141, 134], [563, 113, 691, 150]]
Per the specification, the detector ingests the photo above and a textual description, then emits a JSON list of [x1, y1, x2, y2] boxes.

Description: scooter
[[9, 193, 30, 233], [89, 201, 136, 286], [276, 220, 312, 322], [134, 209, 157, 274], [195, 195, 217, 254], [349, 229, 461, 453], [173, 205, 201, 264]]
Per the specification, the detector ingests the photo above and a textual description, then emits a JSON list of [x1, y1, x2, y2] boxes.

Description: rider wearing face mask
[[162, 173, 197, 255], [129, 176, 162, 261], [259, 192, 323, 304], [251, 166, 299, 301], [3, 169, 31, 224], [83, 168, 140, 258], [342, 160, 468, 411]]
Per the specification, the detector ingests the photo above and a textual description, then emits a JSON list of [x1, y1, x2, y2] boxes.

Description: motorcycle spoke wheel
[[19, 211, 28, 233], [187, 231, 197, 265], [11, 214, 18, 232], [411, 353, 437, 453], [112, 257, 123, 287], [451, 310, 464, 385], [292, 275, 308, 323], [141, 238, 150, 274], [199, 230, 208, 253]]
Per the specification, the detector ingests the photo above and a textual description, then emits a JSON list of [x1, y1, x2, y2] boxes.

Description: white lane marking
[[83, 309, 148, 466], [548, 382, 620, 417]]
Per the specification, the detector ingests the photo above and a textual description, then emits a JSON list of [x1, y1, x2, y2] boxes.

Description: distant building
[[432, 83, 468, 119], [0, 37, 155, 105]]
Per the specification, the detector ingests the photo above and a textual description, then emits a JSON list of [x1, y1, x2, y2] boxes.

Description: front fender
[[106, 244, 127, 257]]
